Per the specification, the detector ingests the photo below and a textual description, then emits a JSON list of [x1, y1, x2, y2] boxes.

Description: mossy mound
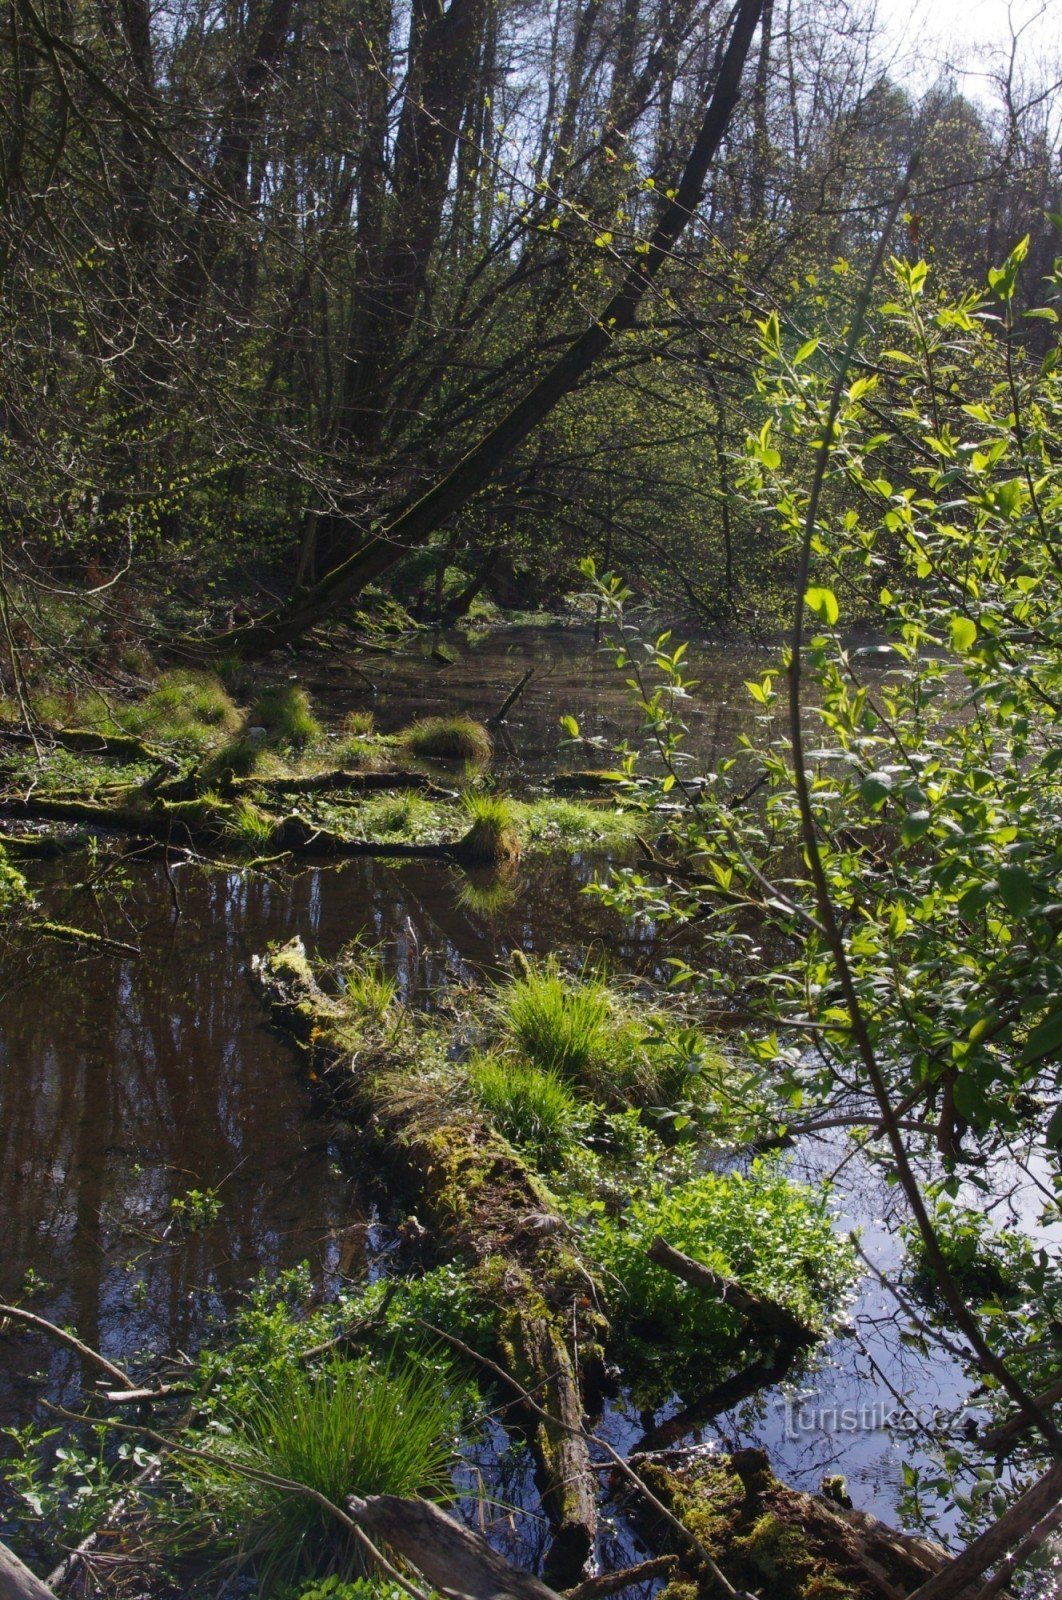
[[641, 1449, 952, 1600]]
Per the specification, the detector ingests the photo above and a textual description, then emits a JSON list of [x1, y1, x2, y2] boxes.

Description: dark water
[[0, 624, 1054, 1568]]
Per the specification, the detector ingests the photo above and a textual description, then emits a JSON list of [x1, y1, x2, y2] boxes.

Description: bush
[[400, 715, 491, 763], [582, 1161, 856, 1401], [200, 1356, 459, 1593], [468, 1052, 586, 1168]]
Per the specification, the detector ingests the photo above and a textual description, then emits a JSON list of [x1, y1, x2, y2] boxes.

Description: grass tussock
[[454, 792, 521, 864], [468, 1052, 585, 1168], [343, 709, 376, 737], [201, 1356, 458, 1593], [338, 956, 398, 1023], [120, 671, 242, 745], [357, 792, 434, 838], [498, 960, 613, 1085], [400, 715, 491, 764], [251, 684, 323, 748]]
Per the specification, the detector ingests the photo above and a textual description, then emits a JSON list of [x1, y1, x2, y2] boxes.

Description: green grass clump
[[357, 792, 434, 838], [333, 735, 388, 771], [455, 791, 521, 863], [343, 709, 375, 736], [202, 1356, 458, 1592], [583, 1161, 856, 1403], [338, 957, 397, 1022], [498, 960, 613, 1083], [121, 671, 241, 745], [251, 685, 322, 748], [468, 1052, 586, 1169], [227, 799, 279, 851], [519, 797, 638, 850], [400, 715, 491, 763]]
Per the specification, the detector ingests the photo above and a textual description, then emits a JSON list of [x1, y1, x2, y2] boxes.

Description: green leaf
[[997, 865, 1035, 917], [950, 616, 977, 653], [804, 587, 839, 626], [1019, 1006, 1062, 1067]]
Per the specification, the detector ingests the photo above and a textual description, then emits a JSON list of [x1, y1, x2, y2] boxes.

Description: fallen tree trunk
[[348, 1494, 563, 1600], [632, 1446, 965, 1600], [905, 1460, 1062, 1600], [254, 939, 602, 1581], [0, 1541, 56, 1600], [647, 1236, 817, 1349]]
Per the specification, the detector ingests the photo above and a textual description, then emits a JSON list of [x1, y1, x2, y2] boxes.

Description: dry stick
[[0, 1303, 137, 1393], [487, 667, 535, 727], [417, 1321, 752, 1600], [782, 156, 1062, 1457], [904, 1462, 1062, 1600], [563, 1555, 677, 1600]]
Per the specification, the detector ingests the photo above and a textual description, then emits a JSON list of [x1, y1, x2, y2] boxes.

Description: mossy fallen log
[[0, 726, 161, 763], [0, 794, 515, 866], [631, 1447, 962, 1600], [253, 938, 602, 1582]]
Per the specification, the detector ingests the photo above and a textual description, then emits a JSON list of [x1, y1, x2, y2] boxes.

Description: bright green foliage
[[337, 956, 397, 1022], [496, 959, 614, 1086], [581, 1161, 855, 1402], [120, 671, 241, 744], [252, 685, 323, 748], [467, 1051, 587, 1168], [400, 716, 492, 763], [199, 1357, 459, 1592], [904, 1200, 1057, 1312]]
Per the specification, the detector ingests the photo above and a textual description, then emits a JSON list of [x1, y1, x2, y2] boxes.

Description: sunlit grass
[[468, 1051, 586, 1169], [400, 715, 491, 763], [119, 671, 242, 745], [251, 685, 322, 748], [455, 791, 521, 863], [200, 1356, 458, 1593]]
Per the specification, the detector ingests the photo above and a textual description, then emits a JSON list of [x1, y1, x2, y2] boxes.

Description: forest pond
[[0, 625, 1053, 1563]]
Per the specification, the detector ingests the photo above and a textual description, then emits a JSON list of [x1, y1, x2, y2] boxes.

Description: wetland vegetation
[[1, 0, 1060, 1592]]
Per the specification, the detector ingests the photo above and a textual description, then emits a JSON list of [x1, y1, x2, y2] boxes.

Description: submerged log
[[254, 939, 601, 1581], [632, 1446, 966, 1600]]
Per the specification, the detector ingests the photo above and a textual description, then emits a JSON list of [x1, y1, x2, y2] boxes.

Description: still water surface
[[0, 625, 1049, 1559]]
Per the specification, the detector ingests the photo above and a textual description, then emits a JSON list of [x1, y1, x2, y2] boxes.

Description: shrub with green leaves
[[581, 1161, 856, 1402]]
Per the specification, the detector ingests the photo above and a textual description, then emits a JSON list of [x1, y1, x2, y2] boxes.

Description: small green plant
[[343, 709, 375, 737], [227, 798, 279, 851], [467, 1051, 587, 1168], [199, 1355, 459, 1592], [497, 959, 613, 1083], [455, 791, 521, 863], [581, 1161, 856, 1401], [400, 715, 491, 763], [169, 1186, 222, 1231], [337, 955, 397, 1022], [357, 792, 433, 838], [252, 685, 323, 748]]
